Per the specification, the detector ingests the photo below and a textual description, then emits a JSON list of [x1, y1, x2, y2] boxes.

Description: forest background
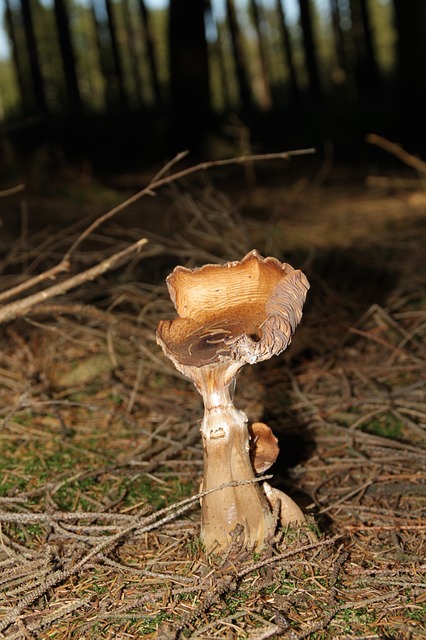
[[0, 0, 425, 170]]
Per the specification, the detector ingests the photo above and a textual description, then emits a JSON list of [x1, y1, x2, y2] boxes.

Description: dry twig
[[0, 238, 148, 324], [367, 133, 426, 175]]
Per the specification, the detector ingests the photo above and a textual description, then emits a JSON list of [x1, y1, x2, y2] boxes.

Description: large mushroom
[[156, 250, 310, 553]]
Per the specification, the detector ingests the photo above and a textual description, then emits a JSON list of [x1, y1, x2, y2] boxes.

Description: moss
[[362, 412, 404, 439]]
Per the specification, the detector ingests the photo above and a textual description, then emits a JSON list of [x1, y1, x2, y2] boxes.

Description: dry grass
[[0, 174, 425, 639]]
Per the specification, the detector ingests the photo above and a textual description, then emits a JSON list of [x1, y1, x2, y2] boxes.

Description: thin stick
[[344, 524, 426, 531], [0, 260, 70, 304], [0, 238, 148, 325], [366, 133, 426, 175], [0, 183, 25, 197]]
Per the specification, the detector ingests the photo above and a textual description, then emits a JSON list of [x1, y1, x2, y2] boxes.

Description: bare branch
[[0, 238, 148, 325], [0, 260, 70, 304], [0, 183, 26, 197], [367, 133, 426, 175]]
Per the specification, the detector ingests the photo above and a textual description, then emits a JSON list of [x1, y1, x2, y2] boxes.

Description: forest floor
[[0, 157, 425, 639]]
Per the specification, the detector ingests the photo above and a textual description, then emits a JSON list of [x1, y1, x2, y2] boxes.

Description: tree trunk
[[137, 0, 161, 107], [226, 0, 252, 111], [329, 0, 348, 80], [92, 0, 122, 110], [349, 0, 379, 93], [298, 0, 322, 101], [121, 0, 143, 106], [359, 0, 378, 85], [249, 0, 272, 110], [275, 0, 300, 105], [4, 0, 29, 114], [206, 0, 232, 110], [91, 4, 109, 108], [104, 0, 127, 109], [393, 0, 426, 151], [21, 0, 47, 113], [53, 0, 81, 111], [215, 21, 232, 110], [168, 0, 210, 153]]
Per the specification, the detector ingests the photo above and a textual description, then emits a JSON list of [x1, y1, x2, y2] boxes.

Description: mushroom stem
[[192, 363, 274, 553]]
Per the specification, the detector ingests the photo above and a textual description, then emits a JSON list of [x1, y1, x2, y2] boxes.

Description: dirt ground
[[0, 159, 425, 639]]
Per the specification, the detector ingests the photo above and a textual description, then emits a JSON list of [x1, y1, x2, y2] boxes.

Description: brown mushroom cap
[[249, 422, 280, 474], [157, 250, 309, 369]]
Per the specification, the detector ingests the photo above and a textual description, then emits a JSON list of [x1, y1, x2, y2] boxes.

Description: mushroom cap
[[157, 250, 309, 370], [249, 422, 280, 474]]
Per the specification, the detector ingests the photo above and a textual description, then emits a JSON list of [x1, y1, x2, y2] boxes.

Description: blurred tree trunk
[[349, 0, 379, 93], [169, 0, 210, 153], [53, 0, 81, 111], [393, 0, 426, 150], [226, 0, 252, 111], [329, 0, 348, 80], [4, 0, 30, 114], [92, 1, 124, 110], [215, 27, 232, 110], [21, 0, 47, 113], [298, 0, 322, 101], [249, 0, 272, 110], [122, 0, 143, 106], [91, 5, 111, 108], [104, 0, 127, 108], [205, 0, 231, 110], [275, 0, 299, 105], [137, 0, 161, 107], [359, 0, 378, 84]]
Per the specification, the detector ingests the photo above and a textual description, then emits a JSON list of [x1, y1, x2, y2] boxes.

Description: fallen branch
[[367, 133, 426, 175], [0, 260, 70, 305], [0, 238, 148, 325], [344, 524, 426, 531], [0, 183, 25, 197]]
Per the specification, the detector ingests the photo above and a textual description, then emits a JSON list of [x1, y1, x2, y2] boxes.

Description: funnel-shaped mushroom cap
[[157, 250, 309, 370]]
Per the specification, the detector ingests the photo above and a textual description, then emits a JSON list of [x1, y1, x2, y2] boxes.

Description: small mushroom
[[248, 422, 279, 474], [157, 250, 309, 553]]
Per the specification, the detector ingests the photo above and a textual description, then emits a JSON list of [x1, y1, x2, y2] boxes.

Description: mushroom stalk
[[192, 363, 274, 552]]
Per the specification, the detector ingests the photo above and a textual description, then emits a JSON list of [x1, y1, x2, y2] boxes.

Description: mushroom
[[248, 422, 279, 474], [156, 250, 309, 553]]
